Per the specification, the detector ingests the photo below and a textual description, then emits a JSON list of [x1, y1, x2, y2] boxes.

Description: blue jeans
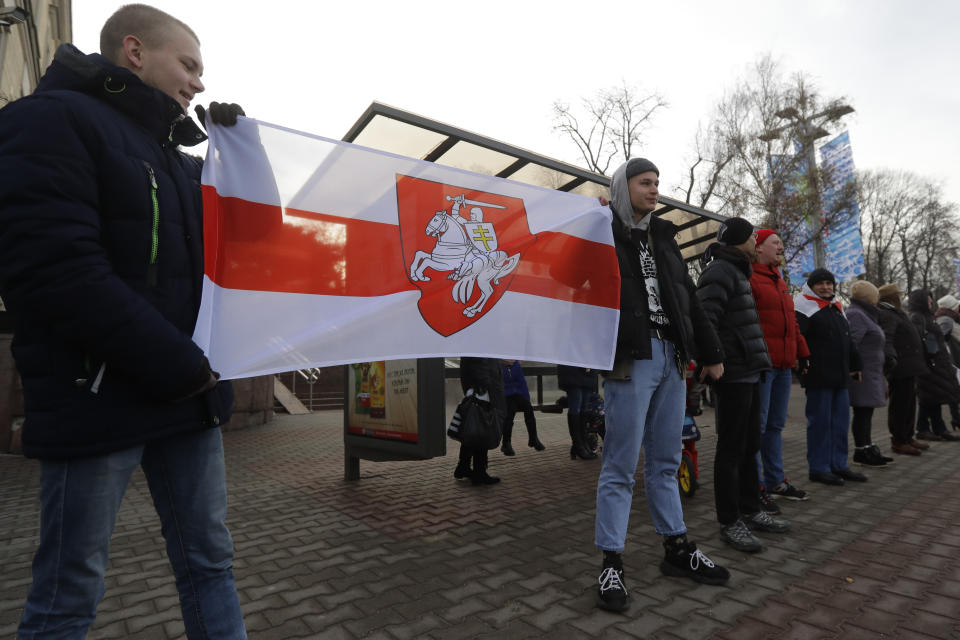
[[805, 387, 851, 474], [596, 339, 686, 550], [18, 428, 246, 640], [756, 367, 793, 488]]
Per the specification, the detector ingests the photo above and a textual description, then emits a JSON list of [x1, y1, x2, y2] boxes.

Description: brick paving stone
[[658, 611, 730, 640], [477, 600, 537, 628], [612, 610, 679, 638], [436, 596, 492, 623], [777, 620, 836, 639], [381, 612, 445, 640], [342, 608, 406, 637], [523, 602, 581, 631], [796, 602, 859, 632], [899, 609, 960, 640]]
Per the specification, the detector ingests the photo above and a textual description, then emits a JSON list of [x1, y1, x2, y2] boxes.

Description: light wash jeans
[[596, 339, 686, 550], [18, 428, 246, 640], [756, 367, 793, 488]]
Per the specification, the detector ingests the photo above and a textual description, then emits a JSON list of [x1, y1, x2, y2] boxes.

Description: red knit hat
[[754, 228, 778, 246]]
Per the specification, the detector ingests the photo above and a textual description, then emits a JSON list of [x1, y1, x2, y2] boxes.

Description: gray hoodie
[[609, 162, 653, 231]]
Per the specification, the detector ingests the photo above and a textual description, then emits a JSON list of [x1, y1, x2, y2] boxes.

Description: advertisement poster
[[347, 359, 419, 442]]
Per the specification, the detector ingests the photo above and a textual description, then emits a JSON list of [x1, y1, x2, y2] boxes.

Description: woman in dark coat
[[557, 365, 599, 460], [794, 268, 865, 485], [907, 290, 960, 441], [846, 281, 896, 467], [457, 357, 507, 484], [876, 283, 931, 454]]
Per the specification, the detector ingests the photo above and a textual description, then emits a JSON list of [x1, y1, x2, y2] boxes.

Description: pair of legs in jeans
[[18, 428, 245, 640], [805, 387, 851, 473], [596, 339, 686, 549], [756, 367, 792, 489]]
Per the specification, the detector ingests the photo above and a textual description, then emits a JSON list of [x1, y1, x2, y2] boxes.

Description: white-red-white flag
[[193, 118, 620, 379]]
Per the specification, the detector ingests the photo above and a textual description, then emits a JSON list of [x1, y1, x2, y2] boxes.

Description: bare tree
[[678, 56, 856, 272], [857, 168, 960, 295], [552, 82, 667, 176]]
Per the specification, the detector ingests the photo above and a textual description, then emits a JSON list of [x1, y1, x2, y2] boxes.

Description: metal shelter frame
[[343, 102, 727, 262]]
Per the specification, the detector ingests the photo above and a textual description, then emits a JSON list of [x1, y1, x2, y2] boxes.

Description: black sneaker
[[660, 536, 730, 586], [759, 490, 781, 514], [745, 510, 791, 533], [871, 444, 894, 464], [721, 519, 763, 552], [853, 446, 887, 467], [770, 481, 809, 501], [596, 556, 629, 612]]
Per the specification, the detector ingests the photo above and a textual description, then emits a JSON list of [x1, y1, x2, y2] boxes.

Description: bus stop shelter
[[342, 101, 727, 263]]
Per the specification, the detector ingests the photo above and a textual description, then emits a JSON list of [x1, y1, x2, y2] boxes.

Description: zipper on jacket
[[144, 161, 160, 286]]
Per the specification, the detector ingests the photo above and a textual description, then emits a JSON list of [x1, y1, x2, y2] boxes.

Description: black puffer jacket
[[696, 244, 771, 381], [611, 213, 722, 368], [908, 289, 960, 406], [876, 301, 927, 379], [0, 45, 232, 459]]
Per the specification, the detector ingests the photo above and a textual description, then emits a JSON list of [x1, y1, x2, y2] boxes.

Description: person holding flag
[[0, 5, 247, 637]]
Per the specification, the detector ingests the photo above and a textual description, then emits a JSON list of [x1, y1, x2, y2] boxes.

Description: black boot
[[568, 413, 596, 460], [501, 420, 516, 456], [471, 449, 500, 485], [454, 446, 472, 479], [527, 425, 545, 451]]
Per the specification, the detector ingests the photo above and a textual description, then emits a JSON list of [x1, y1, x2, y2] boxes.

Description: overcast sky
[[72, 0, 960, 208]]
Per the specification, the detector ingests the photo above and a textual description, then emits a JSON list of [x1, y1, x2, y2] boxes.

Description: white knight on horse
[[409, 194, 521, 318]]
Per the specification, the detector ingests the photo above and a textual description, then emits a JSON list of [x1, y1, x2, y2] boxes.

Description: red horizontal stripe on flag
[[203, 188, 415, 296], [508, 232, 619, 308], [203, 187, 619, 308]]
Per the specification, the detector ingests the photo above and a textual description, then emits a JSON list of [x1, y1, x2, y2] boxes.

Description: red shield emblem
[[397, 175, 532, 336]]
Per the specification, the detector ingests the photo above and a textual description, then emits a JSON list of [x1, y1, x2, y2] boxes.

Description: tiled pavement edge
[[1, 383, 958, 639]]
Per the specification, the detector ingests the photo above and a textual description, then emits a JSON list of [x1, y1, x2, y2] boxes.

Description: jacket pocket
[[143, 161, 160, 286]]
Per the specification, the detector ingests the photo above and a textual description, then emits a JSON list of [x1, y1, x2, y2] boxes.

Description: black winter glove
[[194, 102, 246, 129], [796, 357, 811, 375]]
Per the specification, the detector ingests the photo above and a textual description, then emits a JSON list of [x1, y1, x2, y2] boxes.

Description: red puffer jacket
[[749, 262, 810, 368]]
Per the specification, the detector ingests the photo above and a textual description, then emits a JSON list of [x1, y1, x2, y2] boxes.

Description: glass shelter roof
[[343, 102, 725, 262]]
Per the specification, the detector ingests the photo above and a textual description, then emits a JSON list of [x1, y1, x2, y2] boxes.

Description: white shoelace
[[598, 567, 627, 595], [689, 549, 716, 570]]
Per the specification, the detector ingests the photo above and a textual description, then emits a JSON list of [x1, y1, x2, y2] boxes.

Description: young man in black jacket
[[594, 158, 729, 613], [697, 218, 789, 553], [0, 5, 246, 637]]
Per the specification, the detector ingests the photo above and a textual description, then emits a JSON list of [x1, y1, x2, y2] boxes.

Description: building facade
[[0, 0, 71, 108], [0, 0, 70, 452]]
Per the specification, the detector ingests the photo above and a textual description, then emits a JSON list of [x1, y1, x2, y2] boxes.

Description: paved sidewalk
[[2, 383, 959, 639]]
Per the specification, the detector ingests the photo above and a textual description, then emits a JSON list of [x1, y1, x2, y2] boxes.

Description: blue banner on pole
[[819, 131, 865, 282]]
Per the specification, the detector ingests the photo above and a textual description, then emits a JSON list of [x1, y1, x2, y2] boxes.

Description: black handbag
[[447, 394, 501, 450]]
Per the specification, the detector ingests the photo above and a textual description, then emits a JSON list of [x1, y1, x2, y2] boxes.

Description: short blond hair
[[99, 4, 199, 64]]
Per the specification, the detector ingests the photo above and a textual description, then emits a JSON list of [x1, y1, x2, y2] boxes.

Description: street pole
[[801, 124, 826, 268], [760, 101, 854, 272]]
